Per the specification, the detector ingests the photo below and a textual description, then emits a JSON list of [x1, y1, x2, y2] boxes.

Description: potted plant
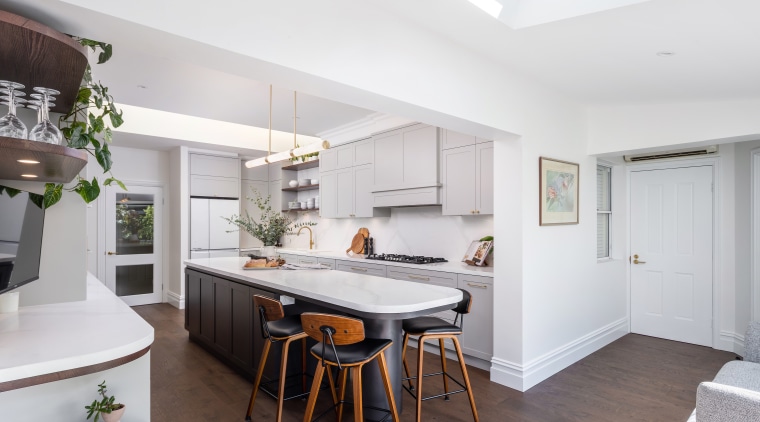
[[224, 188, 315, 256], [85, 380, 125, 422]]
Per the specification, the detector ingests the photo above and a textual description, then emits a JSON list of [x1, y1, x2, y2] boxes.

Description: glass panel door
[[105, 185, 163, 306]]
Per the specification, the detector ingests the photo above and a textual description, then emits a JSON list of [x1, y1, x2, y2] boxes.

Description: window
[[597, 164, 612, 259]]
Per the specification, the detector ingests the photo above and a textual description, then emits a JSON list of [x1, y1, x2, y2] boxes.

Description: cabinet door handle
[[476, 210, 480, 214], [467, 282, 488, 289], [350, 267, 368, 272], [407, 275, 430, 281], [301, 260, 315, 264]]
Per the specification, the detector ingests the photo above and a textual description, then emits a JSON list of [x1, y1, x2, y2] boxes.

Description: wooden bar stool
[[301, 312, 400, 422], [401, 289, 479, 422], [245, 295, 309, 422]]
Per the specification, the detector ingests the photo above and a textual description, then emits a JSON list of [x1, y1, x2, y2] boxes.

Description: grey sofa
[[687, 321, 760, 421]]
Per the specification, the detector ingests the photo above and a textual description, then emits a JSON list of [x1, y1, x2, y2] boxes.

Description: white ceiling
[[4, 0, 760, 149]]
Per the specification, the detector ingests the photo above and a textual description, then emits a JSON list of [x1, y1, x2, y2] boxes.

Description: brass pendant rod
[[293, 91, 297, 150], [266, 84, 272, 163]]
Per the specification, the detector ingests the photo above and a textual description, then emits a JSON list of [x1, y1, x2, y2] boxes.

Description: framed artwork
[[539, 157, 579, 225]]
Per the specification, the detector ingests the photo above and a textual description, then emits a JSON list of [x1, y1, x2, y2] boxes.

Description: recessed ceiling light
[[467, 0, 503, 18], [657, 51, 676, 57], [137, 84, 148, 89], [17, 159, 40, 164], [20, 174, 38, 178]]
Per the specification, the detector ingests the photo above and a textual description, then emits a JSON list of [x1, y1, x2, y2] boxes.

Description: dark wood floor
[[133, 304, 735, 421]]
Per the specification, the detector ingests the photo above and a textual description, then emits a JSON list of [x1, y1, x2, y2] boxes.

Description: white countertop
[[0, 273, 154, 383], [185, 257, 463, 318], [241, 248, 495, 277]]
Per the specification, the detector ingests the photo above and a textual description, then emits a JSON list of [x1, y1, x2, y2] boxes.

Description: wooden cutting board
[[359, 227, 369, 238], [346, 233, 365, 254]]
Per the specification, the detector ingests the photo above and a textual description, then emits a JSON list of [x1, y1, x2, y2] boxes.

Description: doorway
[[104, 184, 163, 306], [629, 165, 714, 347]]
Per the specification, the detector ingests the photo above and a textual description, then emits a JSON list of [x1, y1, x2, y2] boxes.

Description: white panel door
[[208, 199, 239, 250], [630, 166, 713, 346], [105, 185, 163, 306], [442, 145, 476, 216], [190, 198, 209, 251]]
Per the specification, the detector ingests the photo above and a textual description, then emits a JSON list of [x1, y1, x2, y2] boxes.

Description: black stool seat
[[311, 338, 392, 365], [403, 316, 462, 335], [267, 315, 304, 338]]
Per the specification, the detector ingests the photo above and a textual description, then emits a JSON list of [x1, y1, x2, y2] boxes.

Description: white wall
[[86, 145, 172, 303], [168, 146, 189, 308]]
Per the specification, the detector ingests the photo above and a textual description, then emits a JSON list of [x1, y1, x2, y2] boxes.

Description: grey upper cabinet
[[320, 138, 389, 219], [441, 129, 476, 150], [372, 124, 441, 207], [476, 142, 494, 215], [190, 154, 240, 198], [441, 141, 493, 215]]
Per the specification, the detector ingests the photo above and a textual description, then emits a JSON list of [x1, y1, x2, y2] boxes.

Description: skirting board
[[718, 330, 745, 357], [166, 291, 184, 309], [490, 317, 628, 392]]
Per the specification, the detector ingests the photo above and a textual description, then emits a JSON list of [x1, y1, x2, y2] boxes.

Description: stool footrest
[[402, 370, 468, 401], [258, 371, 315, 402]]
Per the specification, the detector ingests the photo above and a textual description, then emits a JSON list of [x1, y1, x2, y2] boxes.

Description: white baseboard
[[166, 291, 184, 309], [718, 330, 745, 357], [490, 317, 629, 392]]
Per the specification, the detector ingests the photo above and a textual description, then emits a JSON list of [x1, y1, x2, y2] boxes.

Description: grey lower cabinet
[[335, 260, 387, 277], [185, 268, 300, 381], [457, 274, 493, 361]]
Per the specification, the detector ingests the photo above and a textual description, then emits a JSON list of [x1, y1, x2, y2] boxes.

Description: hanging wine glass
[[29, 87, 62, 145], [0, 81, 28, 139], [25, 99, 55, 129]]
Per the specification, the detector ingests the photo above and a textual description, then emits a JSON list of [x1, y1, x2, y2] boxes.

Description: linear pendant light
[[244, 86, 330, 169]]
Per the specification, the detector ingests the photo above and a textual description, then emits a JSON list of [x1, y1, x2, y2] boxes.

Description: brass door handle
[[350, 267, 368, 272], [632, 254, 646, 264], [407, 275, 430, 281], [107, 251, 117, 255]]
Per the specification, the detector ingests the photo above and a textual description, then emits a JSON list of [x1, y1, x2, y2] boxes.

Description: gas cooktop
[[365, 254, 448, 265]]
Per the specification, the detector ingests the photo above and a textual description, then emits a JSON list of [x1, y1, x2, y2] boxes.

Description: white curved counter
[[185, 256, 463, 318], [0, 272, 154, 389]]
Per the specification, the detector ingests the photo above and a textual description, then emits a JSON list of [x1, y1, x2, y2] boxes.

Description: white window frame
[[597, 163, 612, 260]]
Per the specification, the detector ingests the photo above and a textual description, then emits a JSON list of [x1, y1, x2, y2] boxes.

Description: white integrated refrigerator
[[190, 198, 240, 259]]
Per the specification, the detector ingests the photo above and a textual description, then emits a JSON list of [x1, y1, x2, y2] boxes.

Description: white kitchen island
[[185, 256, 463, 417]]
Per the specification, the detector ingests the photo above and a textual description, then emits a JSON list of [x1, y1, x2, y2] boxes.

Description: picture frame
[[539, 157, 579, 226], [462, 240, 493, 266]]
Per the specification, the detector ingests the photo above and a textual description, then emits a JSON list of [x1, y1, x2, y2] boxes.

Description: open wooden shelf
[[281, 160, 319, 171], [282, 208, 319, 212], [282, 184, 319, 192], [0, 10, 88, 114], [0, 136, 87, 183]]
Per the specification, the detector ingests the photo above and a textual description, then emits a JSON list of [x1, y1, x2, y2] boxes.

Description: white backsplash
[[281, 206, 493, 262]]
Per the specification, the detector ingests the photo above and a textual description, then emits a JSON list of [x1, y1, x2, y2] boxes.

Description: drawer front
[[335, 260, 386, 277], [318, 258, 336, 269], [190, 154, 239, 178], [297, 256, 320, 266], [190, 175, 239, 198]]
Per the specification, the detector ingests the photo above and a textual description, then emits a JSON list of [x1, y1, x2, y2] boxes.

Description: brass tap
[[297, 226, 315, 250]]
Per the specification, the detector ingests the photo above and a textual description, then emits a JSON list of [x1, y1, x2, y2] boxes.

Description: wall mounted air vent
[[624, 145, 718, 162]]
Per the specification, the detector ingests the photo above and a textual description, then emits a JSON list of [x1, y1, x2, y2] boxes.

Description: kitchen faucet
[[297, 226, 315, 250]]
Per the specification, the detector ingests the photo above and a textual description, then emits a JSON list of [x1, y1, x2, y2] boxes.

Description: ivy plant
[[48, 38, 126, 206], [0, 38, 125, 208]]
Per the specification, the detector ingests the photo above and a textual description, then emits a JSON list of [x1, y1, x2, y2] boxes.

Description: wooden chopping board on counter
[[346, 227, 370, 254]]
